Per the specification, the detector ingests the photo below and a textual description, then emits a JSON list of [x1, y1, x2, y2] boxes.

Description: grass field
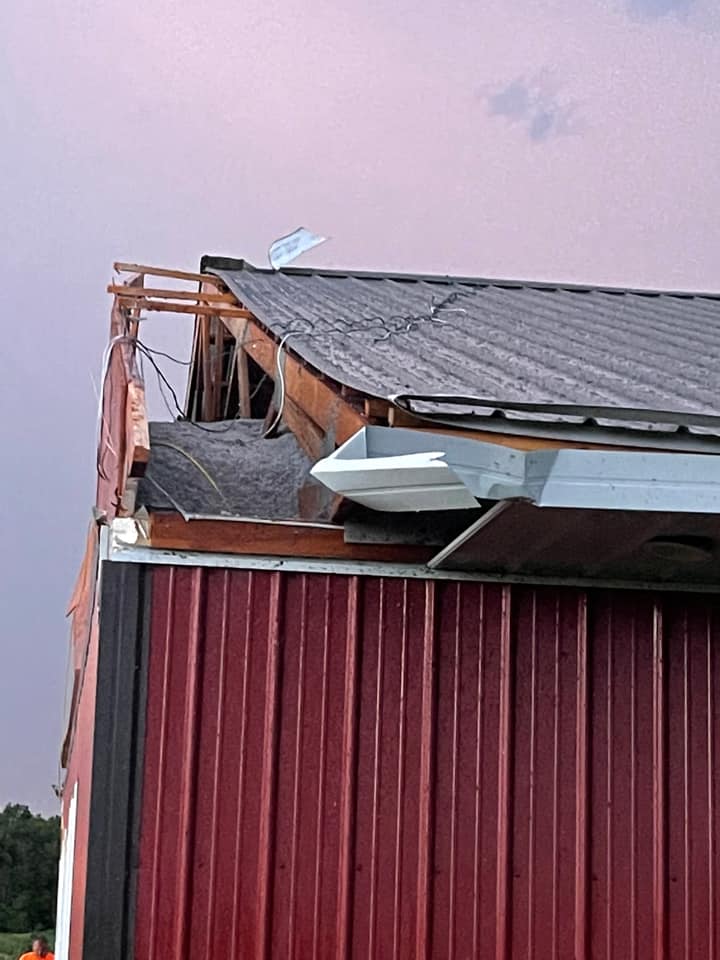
[[0, 931, 54, 960]]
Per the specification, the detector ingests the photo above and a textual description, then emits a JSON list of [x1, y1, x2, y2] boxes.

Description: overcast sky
[[2, 0, 719, 814]]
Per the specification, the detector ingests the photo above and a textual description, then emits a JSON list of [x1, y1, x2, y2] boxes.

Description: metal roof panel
[[212, 264, 720, 426]]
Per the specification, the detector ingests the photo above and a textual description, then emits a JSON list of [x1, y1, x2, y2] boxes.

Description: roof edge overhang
[[311, 426, 720, 514]]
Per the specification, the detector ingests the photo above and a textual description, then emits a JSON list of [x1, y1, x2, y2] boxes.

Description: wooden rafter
[[117, 299, 252, 319], [108, 285, 236, 304], [229, 318, 367, 446], [114, 262, 223, 285]]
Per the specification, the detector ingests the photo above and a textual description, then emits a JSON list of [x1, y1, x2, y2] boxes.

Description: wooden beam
[[114, 262, 224, 285], [118, 299, 252, 319], [297, 483, 349, 523], [201, 317, 212, 422], [220, 315, 250, 341], [108, 285, 236, 304], [236, 346, 251, 418], [242, 320, 366, 445], [125, 380, 150, 474], [279, 396, 329, 460], [149, 513, 435, 564]]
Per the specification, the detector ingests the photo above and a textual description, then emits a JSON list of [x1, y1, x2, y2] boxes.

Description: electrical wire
[[262, 332, 294, 439], [96, 290, 470, 480]]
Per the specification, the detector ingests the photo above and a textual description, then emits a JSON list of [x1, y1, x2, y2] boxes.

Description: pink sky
[[2, 0, 719, 813]]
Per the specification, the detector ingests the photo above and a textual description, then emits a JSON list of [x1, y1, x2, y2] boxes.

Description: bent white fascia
[[311, 427, 527, 512], [311, 450, 479, 511], [311, 426, 720, 514]]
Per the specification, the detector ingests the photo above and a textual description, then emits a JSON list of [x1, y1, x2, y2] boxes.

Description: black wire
[[104, 291, 470, 456], [134, 340, 246, 436], [138, 343, 192, 366]]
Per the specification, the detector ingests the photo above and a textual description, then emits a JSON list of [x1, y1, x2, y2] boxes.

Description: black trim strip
[[83, 562, 151, 960]]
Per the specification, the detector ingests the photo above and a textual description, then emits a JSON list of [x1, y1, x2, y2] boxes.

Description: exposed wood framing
[[224, 318, 609, 455], [236, 340, 251, 418], [149, 513, 435, 564], [231, 319, 366, 446], [114, 262, 224, 285], [115, 299, 252, 319], [108, 285, 236, 304]]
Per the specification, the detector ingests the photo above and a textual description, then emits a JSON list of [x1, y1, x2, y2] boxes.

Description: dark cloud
[[486, 76, 582, 142]]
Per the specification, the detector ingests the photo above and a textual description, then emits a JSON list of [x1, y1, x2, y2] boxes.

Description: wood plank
[[125, 380, 150, 475], [149, 512, 435, 564], [200, 317, 212, 422], [236, 347, 251, 418], [119, 299, 252, 319], [297, 483, 348, 522], [211, 316, 226, 419], [279, 396, 329, 460], [364, 398, 388, 421], [220, 316, 249, 340], [243, 320, 366, 445], [108, 285, 236, 303], [114, 262, 224, 285]]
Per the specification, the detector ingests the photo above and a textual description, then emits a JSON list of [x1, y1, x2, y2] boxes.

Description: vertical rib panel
[[511, 588, 589, 960], [336, 577, 361, 959], [134, 570, 720, 960], [590, 593, 660, 959], [666, 595, 718, 960], [430, 582, 509, 957], [414, 581, 436, 960]]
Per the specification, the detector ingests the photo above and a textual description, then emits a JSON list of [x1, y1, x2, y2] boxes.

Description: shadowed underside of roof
[[209, 261, 720, 424]]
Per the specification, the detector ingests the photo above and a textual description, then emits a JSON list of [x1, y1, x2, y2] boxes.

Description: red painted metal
[[134, 569, 720, 959]]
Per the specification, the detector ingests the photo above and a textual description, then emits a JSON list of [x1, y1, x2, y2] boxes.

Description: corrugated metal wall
[[134, 567, 720, 959]]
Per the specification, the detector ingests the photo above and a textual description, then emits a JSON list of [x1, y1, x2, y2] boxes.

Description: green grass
[[0, 931, 54, 960]]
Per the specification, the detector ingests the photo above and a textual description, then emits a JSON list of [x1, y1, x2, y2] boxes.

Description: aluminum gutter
[[310, 426, 720, 514]]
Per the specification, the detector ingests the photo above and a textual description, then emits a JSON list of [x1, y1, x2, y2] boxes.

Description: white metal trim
[[102, 531, 720, 594], [54, 782, 78, 960]]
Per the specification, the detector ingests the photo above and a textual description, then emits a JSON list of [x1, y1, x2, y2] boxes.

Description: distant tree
[[0, 805, 60, 933]]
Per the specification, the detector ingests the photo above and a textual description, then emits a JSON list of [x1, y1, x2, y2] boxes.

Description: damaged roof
[[209, 260, 720, 432], [137, 420, 311, 520]]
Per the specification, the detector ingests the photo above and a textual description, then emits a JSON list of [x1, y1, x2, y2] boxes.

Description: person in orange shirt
[[18, 936, 54, 960]]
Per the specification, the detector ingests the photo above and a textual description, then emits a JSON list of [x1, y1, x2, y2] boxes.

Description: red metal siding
[[134, 568, 720, 959]]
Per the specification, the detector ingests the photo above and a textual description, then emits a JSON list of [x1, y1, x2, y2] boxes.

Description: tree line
[[0, 805, 59, 933]]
